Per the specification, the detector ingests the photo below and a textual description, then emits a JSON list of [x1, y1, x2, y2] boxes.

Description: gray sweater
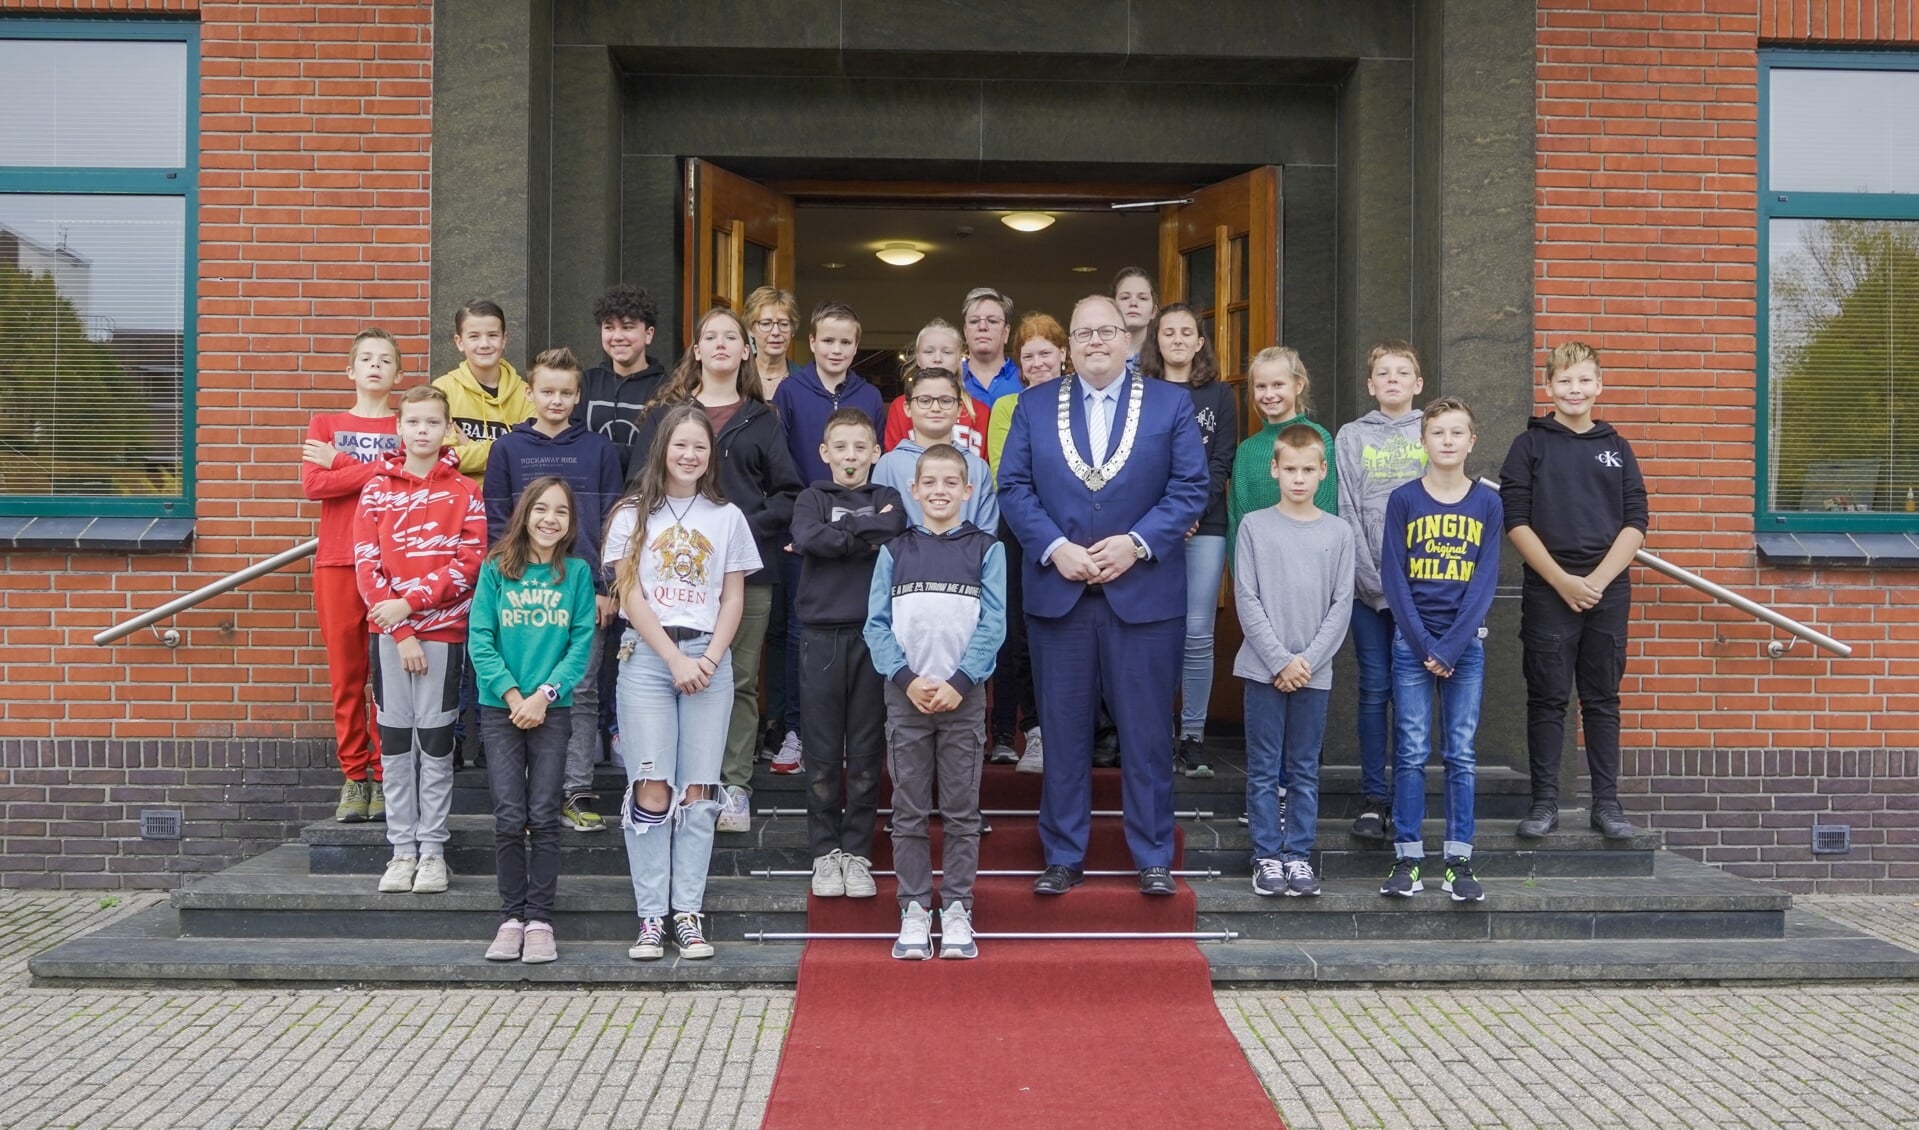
[[1231, 507, 1356, 691], [1335, 407, 1427, 610]]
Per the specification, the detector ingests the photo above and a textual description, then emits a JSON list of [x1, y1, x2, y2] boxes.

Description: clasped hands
[[906, 675, 962, 715], [1050, 535, 1138, 585]]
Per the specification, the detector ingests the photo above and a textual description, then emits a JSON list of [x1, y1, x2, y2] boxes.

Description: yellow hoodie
[[432, 359, 532, 479]]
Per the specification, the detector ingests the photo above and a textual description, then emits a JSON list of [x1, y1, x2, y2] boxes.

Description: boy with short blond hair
[[484, 347, 625, 833], [1234, 424, 1354, 898], [791, 408, 907, 899], [1501, 341, 1649, 842], [355, 384, 487, 896], [865, 445, 1006, 960], [303, 328, 403, 822]]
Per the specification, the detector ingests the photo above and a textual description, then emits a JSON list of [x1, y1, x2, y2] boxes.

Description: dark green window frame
[[1758, 49, 1919, 534], [0, 18, 198, 520]]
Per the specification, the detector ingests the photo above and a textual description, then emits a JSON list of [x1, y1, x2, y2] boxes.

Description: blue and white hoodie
[[863, 522, 1006, 694]]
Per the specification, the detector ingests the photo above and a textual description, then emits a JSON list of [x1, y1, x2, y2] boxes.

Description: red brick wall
[[0, 0, 431, 746]]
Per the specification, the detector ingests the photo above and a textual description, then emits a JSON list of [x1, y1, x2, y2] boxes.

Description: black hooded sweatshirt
[[789, 480, 909, 626], [1498, 414, 1649, 577], [573, 357, 666, 476], [625, 397, 804, 586]]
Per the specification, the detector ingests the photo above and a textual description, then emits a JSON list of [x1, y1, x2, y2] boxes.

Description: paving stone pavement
[[9, 890, 1919, 1127]]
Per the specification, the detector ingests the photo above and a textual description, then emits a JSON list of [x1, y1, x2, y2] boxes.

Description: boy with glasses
[[875, 368, 999, 531]]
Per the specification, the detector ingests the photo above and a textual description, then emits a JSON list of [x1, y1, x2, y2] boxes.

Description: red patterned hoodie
[[353, 446, 486, 642]]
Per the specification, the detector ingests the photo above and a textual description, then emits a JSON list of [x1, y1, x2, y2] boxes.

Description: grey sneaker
[[988, 735, 1019, 764], [716, 785, 751, 834], [1282, 859, 1322, 897], [335, 779, 371, 823], [410, 855, 449, 894], [811, 851, 846, 897], [841, 854, 877, 899], [1251, 858, 1287, 897], [1016, 727, 1044, 774], [378, 856, 416, 893], [893, 901, 933, 960], [520, 924, 557, 964], [485, 919, 524, 961], [939, 903, 978, 960]]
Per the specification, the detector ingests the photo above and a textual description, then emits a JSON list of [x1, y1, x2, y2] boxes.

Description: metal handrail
[[1475, 479, 1849, 658], [93, 538, 319, 647]]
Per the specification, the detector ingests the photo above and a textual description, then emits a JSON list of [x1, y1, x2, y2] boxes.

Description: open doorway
[[793, 205, 1158, 396]]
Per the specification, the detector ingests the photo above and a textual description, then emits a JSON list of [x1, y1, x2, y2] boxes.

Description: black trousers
[[482, 705, 570, 924], [1521, 575, 1630, 807], [799, 625, 886, 860], [990, 518, 1038, 738]]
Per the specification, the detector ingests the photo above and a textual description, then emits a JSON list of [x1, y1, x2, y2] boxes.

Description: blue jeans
[[1350, 603, 1395, 800], [617, 635, 733, 918], [1180, 534, 1227, 739], [1243, 680, 1329, 863], [1390, 632, 1484, 858]]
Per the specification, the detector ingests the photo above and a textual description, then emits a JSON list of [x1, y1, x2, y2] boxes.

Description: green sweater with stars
[[468, 557, 597, 709], [1228, 416, 1339, 553]]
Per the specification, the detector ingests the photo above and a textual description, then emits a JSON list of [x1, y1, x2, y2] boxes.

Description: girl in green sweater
[[469, 475, 597, 965], [1229, 347, 1339, 552]]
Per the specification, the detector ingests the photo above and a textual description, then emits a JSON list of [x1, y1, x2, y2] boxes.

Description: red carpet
[[762, 764, 1285, 1128]]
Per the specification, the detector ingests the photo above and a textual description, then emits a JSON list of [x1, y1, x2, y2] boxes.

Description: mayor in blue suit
[[998, 294, 1208, 897]]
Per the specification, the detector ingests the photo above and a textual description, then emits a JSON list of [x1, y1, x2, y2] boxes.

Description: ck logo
[[1596, 450, 1622, 468]]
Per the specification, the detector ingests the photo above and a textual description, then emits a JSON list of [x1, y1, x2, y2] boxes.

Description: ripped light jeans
[[617, 633, 733, 919]]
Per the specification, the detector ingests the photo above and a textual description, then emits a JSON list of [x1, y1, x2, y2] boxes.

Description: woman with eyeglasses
[[743, 286, 800, 404], [1137, 303, 1239, 779]]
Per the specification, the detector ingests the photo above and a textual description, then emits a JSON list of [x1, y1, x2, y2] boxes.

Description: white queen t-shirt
[[603, 494, 763, 634]]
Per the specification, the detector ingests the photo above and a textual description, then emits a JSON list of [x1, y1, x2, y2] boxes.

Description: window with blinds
[[0, 26, 194, 514], [1761, 58, 1919, 530]]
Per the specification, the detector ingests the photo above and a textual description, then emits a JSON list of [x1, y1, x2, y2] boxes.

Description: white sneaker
[[841, 854, 877, 898], [939, 903, 978, 960], [811, 851, 846, 897], [716, 785, 751, 834], [1016, 727, 1044, 774], [892, 901, 933, 960], [378, 856, 416, 893], [411, 855, 449, 894], [771, 730, 803, 774]]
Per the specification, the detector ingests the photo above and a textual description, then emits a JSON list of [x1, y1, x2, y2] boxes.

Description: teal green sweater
[[1228, 416, 1339, 554], [468, 557, 597, 708]]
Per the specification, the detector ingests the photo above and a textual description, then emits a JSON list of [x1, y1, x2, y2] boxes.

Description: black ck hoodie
[[790, 480, 909, 625], [1498, 414, 1649, 576]]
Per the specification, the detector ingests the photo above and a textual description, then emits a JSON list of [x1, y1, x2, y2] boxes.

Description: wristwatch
[[538, 683, 560, 703], [1129, 532, 1149, 560]]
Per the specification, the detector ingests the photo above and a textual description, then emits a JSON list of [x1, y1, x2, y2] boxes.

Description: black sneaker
[[1516, 802, 1558, 839], [1380, 856, 1423, 897], [1175, 736, 1213, 779], [1350, 797, 1389, 841], [1441, 856, 1484, 902], [1590, 803, 1635, 841], [988, 734, 1019, 764]]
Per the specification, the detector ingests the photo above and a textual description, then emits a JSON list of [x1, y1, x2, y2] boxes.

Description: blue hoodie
[[482, 421, 625, 591], [772, 362, 886, 487]]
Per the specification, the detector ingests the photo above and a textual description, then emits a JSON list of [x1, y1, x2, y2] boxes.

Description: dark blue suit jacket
[[998, 375, 1209, 624]]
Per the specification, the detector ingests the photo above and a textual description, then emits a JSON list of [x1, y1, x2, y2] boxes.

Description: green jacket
[[468, 557, 597, 708], [1227, 416, 1339, 555]]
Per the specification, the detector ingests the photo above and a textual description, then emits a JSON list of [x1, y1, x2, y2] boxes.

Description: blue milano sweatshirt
[[1380, 478, 1503, 672], [482, 421, 625, 590], [864, 522, 1006, 694], [772, 362, 886, 487]]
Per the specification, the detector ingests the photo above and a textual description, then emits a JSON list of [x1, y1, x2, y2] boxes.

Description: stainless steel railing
[[93, 538, 319, 647], [1475, 478, 1849, 658]]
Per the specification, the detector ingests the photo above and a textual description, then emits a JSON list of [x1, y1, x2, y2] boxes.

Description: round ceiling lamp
[[876, 242, 925, 266], [1001, 211, 1056, 233]]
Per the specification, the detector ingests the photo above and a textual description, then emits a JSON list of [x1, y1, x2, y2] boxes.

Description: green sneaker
[[561, 794, 604, 832], [334, 779, 370, 823], [367, 780, 386, 822]]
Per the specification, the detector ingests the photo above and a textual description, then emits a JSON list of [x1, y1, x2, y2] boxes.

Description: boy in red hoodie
[[303, 329, 403, 824], [355, 385, 487, 896]]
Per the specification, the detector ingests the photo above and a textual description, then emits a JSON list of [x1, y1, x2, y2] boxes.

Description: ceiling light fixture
[[1001, 211, 1056, 233], [876, 242, 925, 267], [1070, 265, 1099, 273], [821, 261, 846, 269]]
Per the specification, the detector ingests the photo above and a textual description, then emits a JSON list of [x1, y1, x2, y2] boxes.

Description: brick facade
[[0, 0, 430, 884], [1539, 0, 1919, 889]]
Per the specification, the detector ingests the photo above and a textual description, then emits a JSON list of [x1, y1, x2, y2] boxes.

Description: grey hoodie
[[1335, 408, 1427, 610]]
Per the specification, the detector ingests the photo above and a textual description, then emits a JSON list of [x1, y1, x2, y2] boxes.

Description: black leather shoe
[[1139, 866, 1176, 896], [1590, 803, 1635, 841], [1516, 803, 1558, 839], [1033, 865, 1085, 895]]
